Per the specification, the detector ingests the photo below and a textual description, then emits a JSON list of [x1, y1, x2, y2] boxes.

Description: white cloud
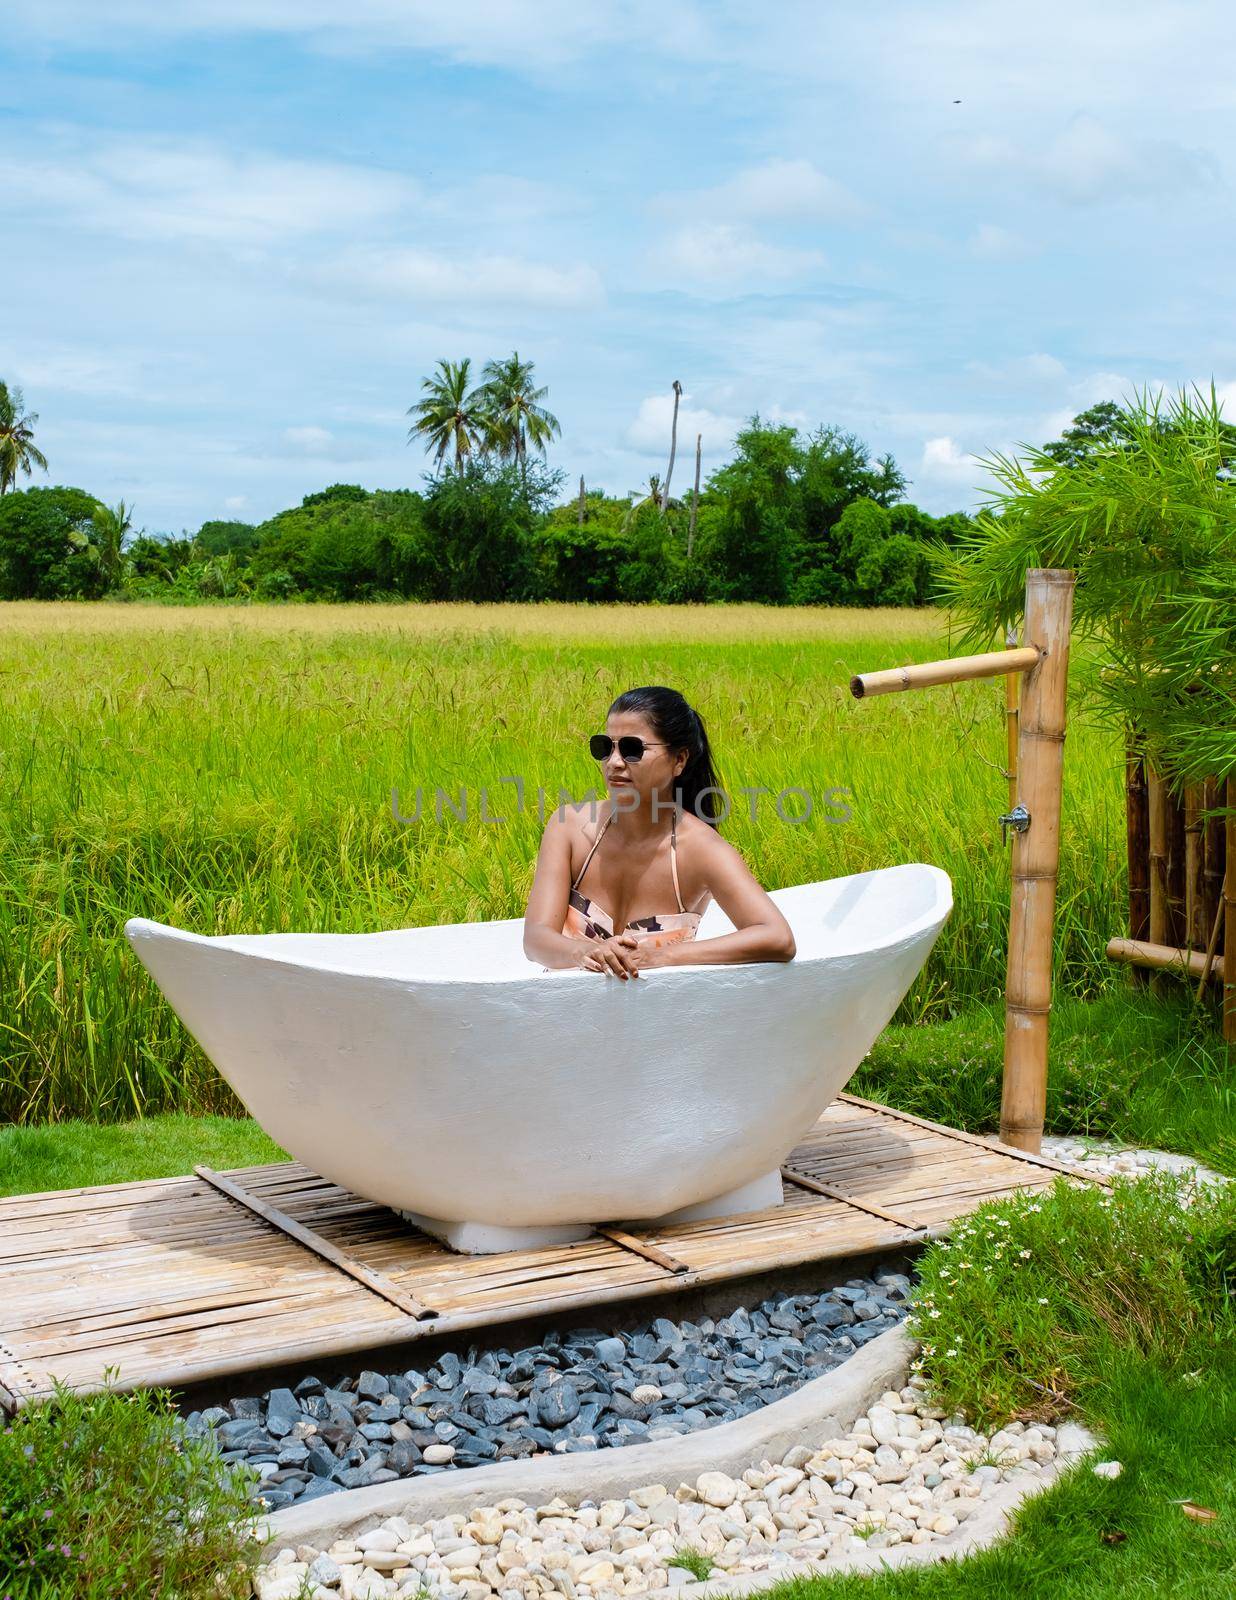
[[0, 344, 149, 399], [223, 495, 249, 513], [282, 426, 337, 454], [653, 224, 824, 294], [314, 248, 604, 310], [666, 158, 862, 225], [9, 0, 710, 74], [969, 115, 1219, 206], [921, 436, 977, 479], [624, 391, 743, 457], [261, 425, 378, 463], [1022, 353, 1068, 381], [6, 132, 415, 246], [968, 223, 1028, 261], [967, 353, 1067, 386]]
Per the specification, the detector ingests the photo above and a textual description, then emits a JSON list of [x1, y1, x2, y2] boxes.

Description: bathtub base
[[395, 1212, 596, 1255], [397, 1170, 785, 1256], [634, 1167, 785, 1227]]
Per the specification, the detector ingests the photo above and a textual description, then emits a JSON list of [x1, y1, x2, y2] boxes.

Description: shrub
[[908, 1170, 1236, 1429], [0, 1382, 260, 1599], [0, 486, 107, 600]]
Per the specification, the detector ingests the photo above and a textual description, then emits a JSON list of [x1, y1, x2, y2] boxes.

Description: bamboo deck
[[0, 1093, 1108, 1411]]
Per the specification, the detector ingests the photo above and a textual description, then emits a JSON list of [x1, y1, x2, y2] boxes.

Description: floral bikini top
[[563, 802, 707, 952]]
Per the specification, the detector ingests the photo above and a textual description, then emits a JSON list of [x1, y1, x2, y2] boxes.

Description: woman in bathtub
[[523, 685, 796, 977]]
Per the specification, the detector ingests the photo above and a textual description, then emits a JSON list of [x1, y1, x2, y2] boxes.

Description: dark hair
[[608, 685, 724, 829]]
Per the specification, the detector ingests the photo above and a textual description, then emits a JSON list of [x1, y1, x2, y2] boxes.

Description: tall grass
[[0, 600, 1130, 1123]]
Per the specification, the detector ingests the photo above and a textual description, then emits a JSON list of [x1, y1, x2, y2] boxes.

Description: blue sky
[[3, 2, 1233, 532]]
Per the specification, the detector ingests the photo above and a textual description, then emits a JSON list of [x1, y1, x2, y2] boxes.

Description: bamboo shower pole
[[1005, 626, 1020, 813], [1000, 569, 1076, 1153]]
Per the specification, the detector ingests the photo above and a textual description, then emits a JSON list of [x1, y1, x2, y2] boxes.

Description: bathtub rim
[[123, 861, 953, 986]]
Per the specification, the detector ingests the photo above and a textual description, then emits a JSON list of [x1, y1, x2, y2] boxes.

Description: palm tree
[[91, 500, 134, 590], [407, 359, 489, 473], [478, 352, 560, 483], [0, 382, 48, 494]]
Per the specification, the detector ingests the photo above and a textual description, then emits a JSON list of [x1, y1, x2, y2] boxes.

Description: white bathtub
[[125, 864, 951, 1253]]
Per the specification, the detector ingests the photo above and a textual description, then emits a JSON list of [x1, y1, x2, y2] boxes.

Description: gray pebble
[[201, 1260, 914, 1509]]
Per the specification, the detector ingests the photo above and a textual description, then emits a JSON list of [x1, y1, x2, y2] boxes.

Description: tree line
[[0, 363, 1156, 607]]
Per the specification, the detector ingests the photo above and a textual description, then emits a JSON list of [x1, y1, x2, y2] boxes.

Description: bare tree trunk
[[688, 433, 701, 558], [660, 381, 683, 514], [577, 475, 586, 526]]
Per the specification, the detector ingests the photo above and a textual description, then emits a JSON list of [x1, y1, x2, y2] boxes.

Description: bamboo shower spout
[[850, 644, 1042, 699]]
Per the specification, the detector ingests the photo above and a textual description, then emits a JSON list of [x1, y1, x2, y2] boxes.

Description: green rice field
[[0, 600, 1128, 1125]]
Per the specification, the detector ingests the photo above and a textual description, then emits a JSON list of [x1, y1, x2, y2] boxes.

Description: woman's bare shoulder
[[545, 798, 609, 845], [677, 807, 741, 856]]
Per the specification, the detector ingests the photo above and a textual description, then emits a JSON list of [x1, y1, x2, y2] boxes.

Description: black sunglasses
[[589, 734, 670, 763]]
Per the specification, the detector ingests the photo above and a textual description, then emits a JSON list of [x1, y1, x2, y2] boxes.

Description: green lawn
[[0, 1113, 283, 1196]]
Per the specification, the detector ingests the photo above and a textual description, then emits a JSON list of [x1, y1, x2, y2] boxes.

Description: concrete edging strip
[[263, 1325, 916, 1551]]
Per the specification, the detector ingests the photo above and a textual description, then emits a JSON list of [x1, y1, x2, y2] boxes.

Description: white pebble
[[697, 1472, 740, 1508]]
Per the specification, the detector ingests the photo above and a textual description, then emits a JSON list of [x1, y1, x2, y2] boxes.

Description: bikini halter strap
[[571, 807, 613, 891], [669, 804, 685, 913]]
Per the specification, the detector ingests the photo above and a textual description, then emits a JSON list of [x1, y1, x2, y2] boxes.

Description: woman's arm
[[522, 810, 639, 976], [628, 828, 795, 969]]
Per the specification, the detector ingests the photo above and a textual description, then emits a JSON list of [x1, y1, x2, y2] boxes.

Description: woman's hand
[[580, 934, 672, 977], [577, 934, 651, 978]]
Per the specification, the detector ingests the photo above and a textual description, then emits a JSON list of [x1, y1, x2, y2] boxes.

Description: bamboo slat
[[1166, 783, 1188, 951], [1203, 776, 1225, 951], [837, 1091, 1114, 1187], [194, 1166, 437, 1321], [1126, 740, 1150, 963], [1148, 765, 1170, 997], [593, 1228, 690, 1276], [1185, 782, 1206, 951], [780, 1165, 928, 1230], [0, 1098, 1109, 1410]]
